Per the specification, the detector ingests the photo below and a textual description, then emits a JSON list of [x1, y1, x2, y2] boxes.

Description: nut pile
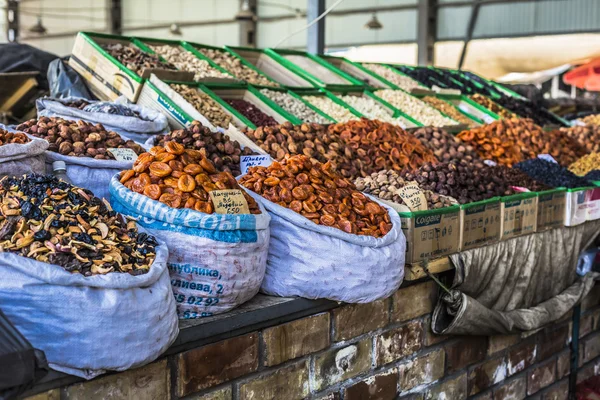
[[259, 89, 330, 124], [362, 64, 422, 91], [239, 155, 392, 237], [515, 158, 590, 189], [421, 96, 477, 127], [0, 174, 157, 276], [198, 48, 278, 87], [560, 125, 600, 153], [302, 95, 359, 123], [226, 99, 278, 127], [374, 89, 457, 127], [101, 43, 176, 76], [338, 95, 405, 126], [62, 99, 90, 110], [403, 160, 511, 204], [469, 94, 516, 119], [149, 45, 230, 81], [153, 121, 257, 176], [0, 129, 29, 145], [491, 165, 550, 191], [581, 114, 600, 126], [16, 117, 144, 159], [412, 127, 483, 165], [170, 84, 232, 128], [120, 142, 260, 214], [355, 170, 457, 209], [569, 153, 600, 176]]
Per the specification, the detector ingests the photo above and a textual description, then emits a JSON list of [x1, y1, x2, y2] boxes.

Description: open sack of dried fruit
[[110, 142, 270, 319], [0, 175, 178, 379], [36, 96, 168, 143], [16, 117, 146, 200], [239, 155, 406, 303], [0, 125, 48, 176]]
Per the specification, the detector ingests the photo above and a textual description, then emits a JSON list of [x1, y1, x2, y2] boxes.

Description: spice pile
[[469, 94, 516, 119], [170, 84, 232, 129], [362, 64, 422, 91], [149, 45, 231, 81], [239, 155, 392, 237], [412, 127, 482, 165], [375, 89, 457, 127], [259, 89, 330, 124], [0, 174, 157, 275], [226, 99, 278, 127], [120, 142, 260, 214], [102, 43, 176, 76], [302, 96, 359, 123], [17, 117, 144, 159], [153, 121, 257, 176], [421, 96, 477, 127], [198, 48, 278, 87], [338, 95, 404, 126], [355, 170, 457, 209], [515, 158, 589, 189], [0, 129, 29, 145], [569, 153, 600, 176]]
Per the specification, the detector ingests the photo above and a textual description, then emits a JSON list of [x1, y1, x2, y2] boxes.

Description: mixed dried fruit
[[560, 125, 600, 154], [259, 89, 330, 124], [120, 142, 260, 214], [516, 158, 590, 189], [0, 174, 157, 275], [226, 99, 278, 127], [197, 47, 278, 87], [412, 127, 482, 165], [149, 44, 230, 80], [0, 129, 30, 145], [239, 155, 392, 237], [102, 43, 176, 76], [421, 96, 478, 127], [17, 117, 144, 159], [569, 153, 600, 176], [469, 94, 516, 119]]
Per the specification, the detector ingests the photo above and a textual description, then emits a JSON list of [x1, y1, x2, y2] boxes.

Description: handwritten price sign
[[108, 148, 138, 162], [398, 183, 428, 212], [240, 155, 272, 175], [209, 189, 250, 215]]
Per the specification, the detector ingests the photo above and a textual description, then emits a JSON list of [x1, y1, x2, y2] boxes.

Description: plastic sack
[[0, 309, 48, 400], [246, 191, 406, 303], [0, 233, 178, 380], [0, 125, 48, 177], [36, 96, 168, 143], [109, 176, 270, 319], [47, 58, 93, 99]]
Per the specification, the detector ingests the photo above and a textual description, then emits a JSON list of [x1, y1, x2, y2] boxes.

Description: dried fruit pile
[[17, 117, 144, 160], [569, 153, 600, 176], [198, 48, 278, 87], [494, 96, 565, 127], [149, 44, 230, 80], [152, 121, 257, 176], [226, 99, 278, 127], [62, 99, 91, 110], [0, 129, 29, 145], [560, 125, 600, 154], [0, 174, 157, 276], [302, 95, 359, 123], [239, 155, 392, 237], [421, 96, 477, 128], [259, 89, 329, 124], [355, 170, 457, 209], [411, 127, 482, 165], [581, 114, 600, 126], [120, 142, 260, 214], [515, 158, 589, 189], [102, 43, 176, 76], [491, 165, 550, 191], [469, 94, 516, 119]]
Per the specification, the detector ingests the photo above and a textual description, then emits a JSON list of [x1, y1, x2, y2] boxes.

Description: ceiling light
[[29, 16, 47, 35], [169, 23, 182, 35], [365, 14, 383, 30], [235, 0, 256, 21]]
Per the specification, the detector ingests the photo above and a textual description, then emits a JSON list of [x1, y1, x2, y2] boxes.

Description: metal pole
[[417, 0, 436, 66], [307, 0, 325, 55], [6, 0, 19, 43], [239, 0, 257, 47], [458, 0, 481, 70], [109, 0, 122, 35]]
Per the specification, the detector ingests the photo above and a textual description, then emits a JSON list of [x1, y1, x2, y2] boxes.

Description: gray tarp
[[432, 221, 600, 335]]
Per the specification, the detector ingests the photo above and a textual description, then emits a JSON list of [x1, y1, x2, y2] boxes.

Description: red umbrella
[[564, 58, 600, 90]]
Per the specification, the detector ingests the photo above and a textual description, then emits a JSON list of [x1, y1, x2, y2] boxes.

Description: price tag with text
[[209, 189, 250, 215], [538, 154, 558, 164], [484, 160, 497, 166], [397, 183, 428, 212], [108, 148, 138, 162], [240, 155, 272, 175]]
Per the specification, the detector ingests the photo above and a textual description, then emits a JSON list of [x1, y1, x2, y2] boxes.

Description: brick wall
[[27, 281, 600, 400]]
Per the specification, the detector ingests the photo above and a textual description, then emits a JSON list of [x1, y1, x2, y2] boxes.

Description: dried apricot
[[143, 184, 162, 200], [159, 193, 182, 208], [120, 169, 135, 183], [195, 201, 214, 214], [183, 163, 203, 175], [149, 162, 172, 178], [264, 177, 280, 187], [133, 153, 154, 173], [178, 174, 196, 192], [165, 141, 185, 155]]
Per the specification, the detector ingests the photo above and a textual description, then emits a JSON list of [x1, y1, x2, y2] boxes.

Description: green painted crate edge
[[398, 204, 461, 218], [460, 197, 501, 210], [144, 80, 195, 126], [319, 55, 397, 90], [246, 85, 303, 125], [283, 89, 336, 123], [365, 90, 424, 127]]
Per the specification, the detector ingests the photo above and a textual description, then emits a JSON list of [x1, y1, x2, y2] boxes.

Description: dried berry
[[226, 99, 278, 127], [515, 158, 590, 189]]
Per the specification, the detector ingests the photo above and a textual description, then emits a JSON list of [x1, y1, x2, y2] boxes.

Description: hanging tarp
[[432, 221, 600, 336]]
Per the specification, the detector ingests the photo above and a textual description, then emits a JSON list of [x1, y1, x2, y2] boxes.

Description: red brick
[[445, 337, 487, 374], [580, 311, 595, 338], [238, 360, 309, 400], [422, 316, 447, 346], [468, 356, 508, 395], [583, 333, 600, 364], [192, 386, 232, 400], [540, 379, 568, 400], [424, 373, 467, 400], [488, 335, 520, 355], [398, 349, 444, 392], [536, 326, 569, 362], [313, 339, 372, 390], [344, 369, 399, 400], [582, 284, 600, 311], [577, 361, 600, 384], [262, 313, 330, 366], [556, 350, 570, 380], [507, 341, 536, 376], [527, 358, 556, 395], [333, 299, 389, 342], [493, 376, 526, 400], [391, 281, 437, 323], [177, 333, 259, 397], [375, 320, 423, 366]]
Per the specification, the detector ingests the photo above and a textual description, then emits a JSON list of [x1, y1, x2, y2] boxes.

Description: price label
[[108, 148, 138, 162], [209, 189, 250, 215], [538, 154, 558, 164], [484, 160, 497, 166], [511, 186, 531, 193], [240, 155, 272, 175], [397, 183, 428, 212]]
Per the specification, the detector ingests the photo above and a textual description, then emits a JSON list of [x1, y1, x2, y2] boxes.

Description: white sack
[[0, 124, 48, 176]]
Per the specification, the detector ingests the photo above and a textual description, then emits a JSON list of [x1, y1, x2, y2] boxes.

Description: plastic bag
[[47, 58, 93, 99], [36, 96, 168, 143], [246, 191, 406, 303], [0, 233, 178, 380], [0, 124, 48, 177], [109, 175, 270, 319], [0, 309, 48, 400]]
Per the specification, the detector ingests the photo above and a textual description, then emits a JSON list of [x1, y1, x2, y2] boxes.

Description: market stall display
[[411, 126, 483, 165], [569, 153, 600, 176], [169, 83, 233, 129], [226, 99, 278, 127], [421, 96, 478, 127], [259, 89, 332, 124], [516, 158, 590, 188], [101, 43, 176, 76], [374, 89, 458, 127], [469, 94, 516, 119], [560, 125, 600, 154], [337, 94, 406, 127], [362, 64, 424, 92], [581, 114, 600, 126], [493, 95, 567, 127], [491, 165, 550, 191], [147, 44, 231, 81], [0, 126, 48, 176], [302, 94, 359, 122]]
